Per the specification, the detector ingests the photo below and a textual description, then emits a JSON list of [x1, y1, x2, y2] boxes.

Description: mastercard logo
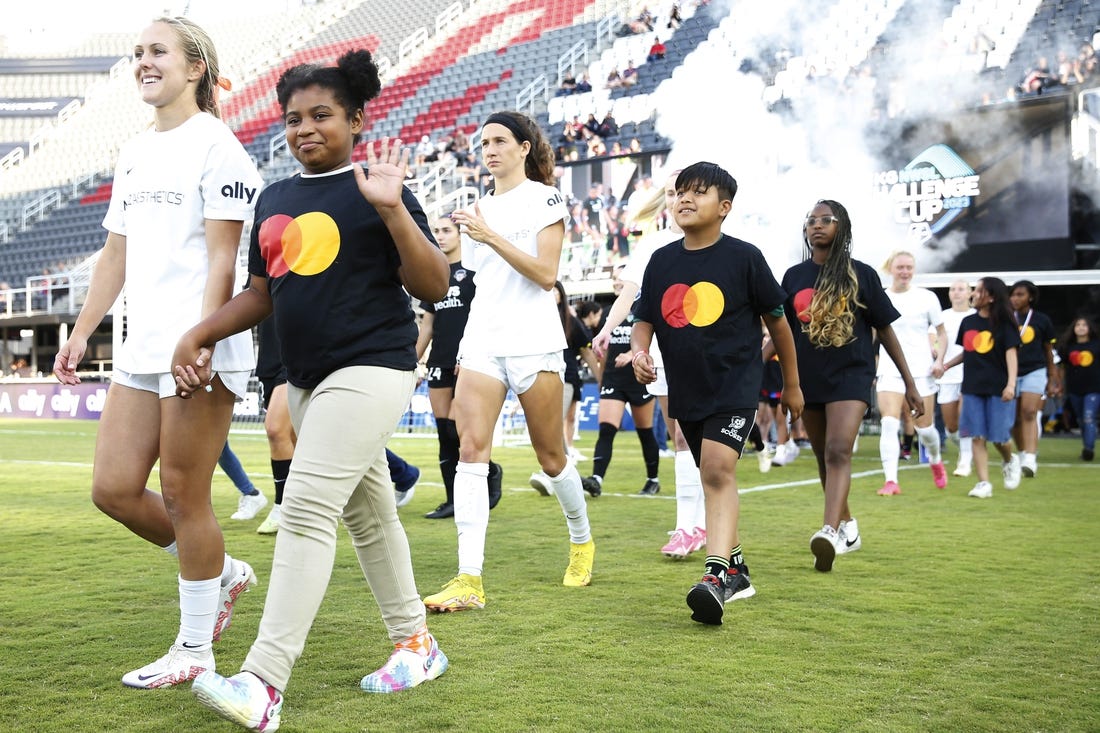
[[793, 288, 814, 323], [259, 211, 341, 278], [962, 329, 994, 354], [660, 281, 724, 328], [1019, 325, 1035, 344], [1069, 349, 1095, 367]]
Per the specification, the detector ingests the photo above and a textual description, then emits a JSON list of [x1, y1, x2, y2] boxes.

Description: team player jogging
[[52, 16, 260, 690], [172, 50, 451, 730], [423, 110, 596, 612], [631, 162, 803, 625]]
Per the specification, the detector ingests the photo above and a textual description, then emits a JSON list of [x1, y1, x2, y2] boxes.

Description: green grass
[[1, 419, 1098, 732]]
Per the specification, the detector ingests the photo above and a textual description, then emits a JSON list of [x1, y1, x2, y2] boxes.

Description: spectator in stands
[[606, 67, 624, 89], [667, 3, 683, 29], [1017, 55, 1054, 95], [0, 281, 10, 311], [178, 49, 451, 727], [609, 140, 624, 156], [630, 136, 643, 153], [415, 134, 436, 166], [622, 61, 639, 87], [647, 36, 667, 62], [10, 357, 30, 377], [598, 111, 619, 138], [423, 110, 595, 612], [52, 16, 261, 691], [415, 214, 503, 519], [584, 113, 601, 138], [1079, 42, 1098, 83], [588, 136, 608, 158], [556, 73, 577, 96], [575, 73, 593, 94]]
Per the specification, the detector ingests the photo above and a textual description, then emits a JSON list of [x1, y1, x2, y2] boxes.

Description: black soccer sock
[[902, 431, 915, 452], [593, 422, 618, 477], [437, 418, 460, 504], [704, 555, 730, 581], [271, 458, 291, 505], [636, 426, 660, 479]]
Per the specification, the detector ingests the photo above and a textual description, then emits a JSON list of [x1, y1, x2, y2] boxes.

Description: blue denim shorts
[[1016, 367, 1048, 396], [959, 393, 1016, 443]]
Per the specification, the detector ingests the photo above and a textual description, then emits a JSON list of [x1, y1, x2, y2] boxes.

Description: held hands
[[53, 336, 88, 386], [353, 137, 409, 210], [632, 350, 656, 384], [172, 336, 215, 399]]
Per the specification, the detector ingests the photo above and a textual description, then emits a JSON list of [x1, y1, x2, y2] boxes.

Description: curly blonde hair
[[803, 200, 863, 348]]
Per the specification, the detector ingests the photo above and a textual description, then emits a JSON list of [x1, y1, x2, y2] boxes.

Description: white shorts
[[113, 368, 251, 400], [876, 374, 938, 398], [458, 351, 565, 395], [937, 382, 962, 404], [645, 366, 668, 397]]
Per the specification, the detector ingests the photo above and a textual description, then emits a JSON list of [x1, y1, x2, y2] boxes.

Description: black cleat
[[488, 461, 503, 509], [425, 502, 454, 519], [581, 475, 602, 498], [639, 479, 660, 496]]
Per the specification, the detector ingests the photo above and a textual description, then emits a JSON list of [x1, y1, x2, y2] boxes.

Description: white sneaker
[[757, 444, 774, 473], [837, 518, 861, 554], [770, 443, 794, 467], [214, 559, 257, 641], [121, 644, 214, 688], [395, 485, 415, 508], [568, 447, 587, 462], [256, 505, 280, 535], [1003, 455, 1021, 490], [953, 460, 972, 478], [1020, 453, 1038, 478], [968, 481, 993, 498], [193, 670, 283, 730], [529, 471, 554, 496], [658, 448, 676, 459], [810, 525, 838, 572], [231, 492, 268, 521]]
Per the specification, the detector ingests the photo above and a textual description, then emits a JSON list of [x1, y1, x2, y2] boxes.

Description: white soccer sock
[[219, 554, 234, 585], [917, 425, 942, 463], [162, 541, 178, 557], [549, 463, 591, 544], [946, 430, 960, 445], [673, 451, 699, 531], [176, 575, 219, 651], [454, 462, 489, 576], [879, 416, 901, 482], [959, 436, 973, 463]]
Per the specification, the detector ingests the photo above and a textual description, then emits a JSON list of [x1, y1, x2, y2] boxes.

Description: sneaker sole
[[529, 476, 552, 496], [686, 585, 723, 625], [1021, 466, 1035, 478], [810, 536, 836, 572], [424, 598, 485, 613], [192, 675, 281, 731]]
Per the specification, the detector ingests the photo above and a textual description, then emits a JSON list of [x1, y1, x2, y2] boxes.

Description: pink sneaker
[[660, 528, 694, 559], [877, 480, 901, 496], [688, 526, 707, 554], [930, 462, 948, 489]]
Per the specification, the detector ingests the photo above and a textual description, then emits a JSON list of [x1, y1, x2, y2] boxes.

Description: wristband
[[632, 350, 648, 365]]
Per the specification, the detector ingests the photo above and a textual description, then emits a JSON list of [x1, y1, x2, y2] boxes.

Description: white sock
[[219, 554, 234, 585], [176, 576, 219, 651], [454, 462, 489, 576], [843, 517, 859, 539], [946, 430, 959, 445], [959, 436, 973, 463], [917, 425, 942, 463], [879, 415, 900, 482], [549, 463, 591, 544], [162, 541, 178, 557], [673, 451, 698, 532]]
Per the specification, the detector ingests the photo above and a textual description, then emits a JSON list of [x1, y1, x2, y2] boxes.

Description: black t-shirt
[[1013, 309, 1055, 374], [422, 261, 475, 369], [248, 170, 432, 389], [601, 318, 638, 390], [255, 314, 285, 381], [781, 258, 899, 404], [1058, 338, 1100, 395], [634, 234, 786, 420], [564, 315, 591, 383], [956, 312, 1022, 395]]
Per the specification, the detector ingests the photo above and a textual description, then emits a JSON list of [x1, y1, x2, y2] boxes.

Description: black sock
[[729, 544, 744, 568], [902, 432, 915, 452], [271, 458, 291, 505], [704, 555, 730, 581]]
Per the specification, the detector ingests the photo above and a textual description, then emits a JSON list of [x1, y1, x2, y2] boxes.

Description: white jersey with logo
[[104, 112, 262, 374], [876, 286, 943, 379], [619, 227, 680, 368], [459, 178, 568, 357], [937, 306, 975, 385]]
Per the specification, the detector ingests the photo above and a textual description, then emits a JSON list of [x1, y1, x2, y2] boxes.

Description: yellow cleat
[[423, 573, 485, 612], [563, 539, 595, 587]]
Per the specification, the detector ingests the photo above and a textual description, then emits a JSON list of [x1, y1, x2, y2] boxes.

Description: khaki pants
[[243, 366, 422, 691]]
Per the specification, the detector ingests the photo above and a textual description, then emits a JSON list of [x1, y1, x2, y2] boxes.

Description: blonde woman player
[[937, 279, 976, 476]]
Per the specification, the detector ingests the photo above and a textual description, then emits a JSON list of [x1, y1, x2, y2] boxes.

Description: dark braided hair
[[803, 199, 863, 348], [276, 49, 381, 145]]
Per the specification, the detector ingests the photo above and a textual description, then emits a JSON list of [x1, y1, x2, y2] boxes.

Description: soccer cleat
[[968, 481, 993, 499], [810, 525, 838, 572], [900, 446, 912, 461], [953, 460, 972, 477], [488, 461, 503, 509], [660, 528, 695, 559], [121, 644, 214, 689], [424, 502, 454, 519], [256, 505, 280, 535], [529, 471, 553, 497], [192, 670, 282, 731], [231, 492, 268, 521], [1003, 455, 1021, 490], [423, 574, 485, 612], [1083, 448, 1095, 462], [877, 480, 901, 496], [563, 538, 595, 586], [360, 634, 448, 693], [581, 475, 602, 498], [837, 519, 861, 555], [930, 462, 948, 489], [638, 479, 660, 496], [1020, 454, 1037, 478], [686, 575, 725, 625], [394, 485, 415, 508], [688, 526, 707, 554], [723, 565, 755, 602], [214, 559, 257, 642]]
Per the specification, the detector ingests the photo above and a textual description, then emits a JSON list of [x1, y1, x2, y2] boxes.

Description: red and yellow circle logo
[[1069, 349, 1095, 367], [661, 282, 724, 328], [259, 212, 341, 278], [962, 329, 994, 354], [793, 287, 814, 323]]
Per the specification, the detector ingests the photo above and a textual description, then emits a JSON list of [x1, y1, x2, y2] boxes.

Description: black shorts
[[566, 375, 584, 402], [426, 366, 457, 391], [599, 382, 654, 407], [259, 375, 287, 411], [678, 409, 758, 463]]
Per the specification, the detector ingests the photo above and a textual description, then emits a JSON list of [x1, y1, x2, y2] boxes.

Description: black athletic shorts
[[678, 409, 758, 463], [427, 366, 458, 391], [599, 383, 654, 407]]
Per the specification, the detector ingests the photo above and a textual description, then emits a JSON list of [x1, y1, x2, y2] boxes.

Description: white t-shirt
[[459, 179, 568, 357], [937, 306, 975, 385], [618, 227, 680, 368], [877, 286, 943, 379], [104, 112, 262, 374]]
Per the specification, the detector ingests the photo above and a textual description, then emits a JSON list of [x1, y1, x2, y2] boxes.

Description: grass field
[[1, 418, 1098, 732]]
